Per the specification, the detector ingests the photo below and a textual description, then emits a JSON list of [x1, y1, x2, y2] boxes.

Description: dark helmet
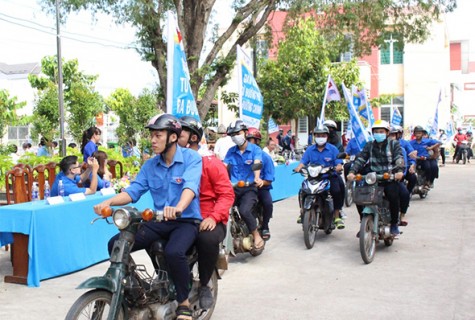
[[146, 114, 182, 136], [313, 125, 329, 135], [227, 119, 248, 135], [413, 125, 425, 133], [246, 127, 262, 141], [179, 116, 204, 140]]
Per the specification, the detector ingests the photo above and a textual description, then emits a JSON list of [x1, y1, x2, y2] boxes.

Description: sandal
[[176, 305, 192, 320], [399, 220, 408, 226], [334, 218, 345, 230], [261, 229, 271, 241], [250, 239, 265, 256]]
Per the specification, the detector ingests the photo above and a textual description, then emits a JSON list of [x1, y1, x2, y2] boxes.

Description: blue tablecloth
[[0, 192, 154, 287], [270, 161, 303, 201]]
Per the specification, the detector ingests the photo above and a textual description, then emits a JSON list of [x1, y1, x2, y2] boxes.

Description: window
[[7, 126, 30, 148], [380, 96, 404, 126], [380, 34, 403, 65]]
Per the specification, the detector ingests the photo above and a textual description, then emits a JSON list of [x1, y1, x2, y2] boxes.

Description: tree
[[0, 89, 26, 142], [28, 56, 103, 143], [105, 88, 158, 147], [40, 0, 455, 120], [258, 18, 360, 124], [41, 0, 281, 120], [288, 0, 456, 57]]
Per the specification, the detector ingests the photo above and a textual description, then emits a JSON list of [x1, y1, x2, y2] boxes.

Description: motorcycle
[[65, 206, 217, 320], [297, 164, 337, 249], [353, 172, 398, 264], [225, 193, 264, 257], [224, 162, 265, 257], [455, 140, 469, 164], [412, 156, 430, 199]]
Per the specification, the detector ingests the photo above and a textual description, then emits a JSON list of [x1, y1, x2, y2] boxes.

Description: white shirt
[[214, 136, 235, 160], [263, 146, 277, 160]]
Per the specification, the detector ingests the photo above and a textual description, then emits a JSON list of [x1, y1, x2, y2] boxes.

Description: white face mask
[[315, 137, 327, 146], [231, 133, 246, 146]]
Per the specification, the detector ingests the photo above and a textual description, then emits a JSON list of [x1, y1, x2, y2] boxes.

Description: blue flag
[[391, 107, 402, 126], [237, 45, 263, 128], [166, 12, 199, 120], [446, 122, 454, 138], [430, 90, 441, 137], [342, 83, 371, 152], [268, 117, 279, 134]]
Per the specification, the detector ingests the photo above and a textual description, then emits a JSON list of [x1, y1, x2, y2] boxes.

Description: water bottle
[[31, 182, 39, 201], [58, 179, 65, 197], [44, 181, 50, 199]]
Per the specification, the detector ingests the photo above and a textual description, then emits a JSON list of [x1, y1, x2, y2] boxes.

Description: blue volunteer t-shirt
[[409, 138, 439, 158], [301, 143, 343, 167], [51, 172, 85, 196], [224, 143, 263, 184], [260, 151, 275, 190]]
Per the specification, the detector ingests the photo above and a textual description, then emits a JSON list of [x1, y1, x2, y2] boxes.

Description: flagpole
[[166, 11, 174, 114], [319, 74, 330, 127]]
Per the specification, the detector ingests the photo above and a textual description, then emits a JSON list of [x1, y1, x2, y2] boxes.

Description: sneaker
[[297, 216, 302, 224], [199, 286, 214, 309], [340, 211, 347, 220], [390, 224, 400, 236], [334, 218, 345, 230]]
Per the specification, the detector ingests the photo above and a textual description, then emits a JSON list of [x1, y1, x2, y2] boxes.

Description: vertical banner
[[446, 121, 454, 139], [391, 107, 402, 126], [237, 45, 263, 128], [318, 75, 340, 127], [268, 117, 279, 134], [167, 12, 199, 120], [342, 83, 371, 152], [430, 89, 441, 137]]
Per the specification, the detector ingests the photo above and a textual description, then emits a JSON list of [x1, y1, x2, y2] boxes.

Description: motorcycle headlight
[[308, 166, 322, 178], [113, 208, 131, 230], [365, 172, 377, 185]]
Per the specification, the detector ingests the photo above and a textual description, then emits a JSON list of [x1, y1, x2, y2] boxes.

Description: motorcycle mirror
[[395, 158, 405, 167], [251, 163, 263, 171]]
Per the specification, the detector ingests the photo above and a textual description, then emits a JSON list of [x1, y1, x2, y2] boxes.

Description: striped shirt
[[350, 139, 405, 174]]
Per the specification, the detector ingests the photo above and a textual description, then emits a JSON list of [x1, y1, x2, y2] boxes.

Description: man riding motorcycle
[[294, 125, 345, 229], [246, 127, 275, 240], [389, 126, 412, 227], [392, 125, 418, 195], [347, 120, 405, 236], [223, 120, 265, 254], [453, 128, 467, 162], [93, 113, 202, 320], [178, 116, 234, 309], [409, 125, 441, 189]]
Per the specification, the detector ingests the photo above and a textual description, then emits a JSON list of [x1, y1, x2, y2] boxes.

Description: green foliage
[[0, 89, 26, 138], [28, 56, 103, 143], [105, 88, 159, 146], [258, 18, 361, 123], [288, 0, 457, 57]]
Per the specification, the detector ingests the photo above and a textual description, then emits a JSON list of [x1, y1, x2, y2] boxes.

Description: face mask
[[373, 133, 387, 143], [314, 137, 327, 146], [231, 133, 246, 146]]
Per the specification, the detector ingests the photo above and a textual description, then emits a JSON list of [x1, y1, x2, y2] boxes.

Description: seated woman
[[82, 150, 112, 190], [51, 155, 99, 196]]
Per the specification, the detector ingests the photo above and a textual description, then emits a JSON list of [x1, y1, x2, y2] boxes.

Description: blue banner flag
[[391, 107, 402, 126], [342, 83, 371, 152], [166, 12, 199, 120], [429, 90, 441, 138], [268, 117, 279, 134], [237, 45, 263, 128], [446, 121, 454, 138]]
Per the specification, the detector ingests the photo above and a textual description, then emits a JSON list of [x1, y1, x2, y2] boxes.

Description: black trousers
[[258, 188, 273, 230], [108, 220, 198, 303], [329, 175, 344, 211], [197, 223, 226, 286], [234, 186, 258, 232], [399, 182, 410, 214], [418, 159, 438, 184], [405, 171, 417, 193], [440, 147, 446, 164]]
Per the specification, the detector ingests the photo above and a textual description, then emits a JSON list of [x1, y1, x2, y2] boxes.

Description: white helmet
[[323, 120, 337, 129], [371, 120, 390, 131]]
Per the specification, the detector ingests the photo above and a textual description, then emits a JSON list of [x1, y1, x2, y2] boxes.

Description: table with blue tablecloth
[[0, 192, 154, 287]]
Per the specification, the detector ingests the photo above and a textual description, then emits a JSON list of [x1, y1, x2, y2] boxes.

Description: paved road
[[0, 163, 474, 319]]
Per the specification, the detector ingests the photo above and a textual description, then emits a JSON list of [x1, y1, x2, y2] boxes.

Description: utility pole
[[56, 0, 66, 156]]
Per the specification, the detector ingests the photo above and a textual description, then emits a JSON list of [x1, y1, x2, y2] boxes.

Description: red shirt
[[454, 133, 467, 146], [200, 154, 234, 224]]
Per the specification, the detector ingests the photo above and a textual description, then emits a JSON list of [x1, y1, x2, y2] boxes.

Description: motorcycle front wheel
[[65, 289, 125, 320], [360, 215, 376, 264], [303, 208, 318, 249]]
